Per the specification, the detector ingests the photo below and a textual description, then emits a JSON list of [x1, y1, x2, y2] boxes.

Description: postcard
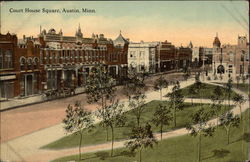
[[0, 1, 249, 162]]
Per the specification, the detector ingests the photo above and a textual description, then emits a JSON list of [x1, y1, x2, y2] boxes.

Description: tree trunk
[[227, 128, 230, 145], [240, 105, 242, 120], [110, 125, 114, 157], [174, 100, 176, 127], [79, 132, 83, 160], [139, 147, 142, 162], [160, 124, 163, 140], [160, 89, 162, 101], [242, 115, 245, 158], [106, 126, 109, 141], [198, 133, 201, 162]]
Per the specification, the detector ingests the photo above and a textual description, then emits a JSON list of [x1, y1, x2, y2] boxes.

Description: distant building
[[157, 41, 176, 72], [0, 27, 129, 99], [0, 33, 42, 99], [38, 27, 129, 90], [0, 33, 18, 98], [212, 34, 249, 79], [128, 41, 158, 73]]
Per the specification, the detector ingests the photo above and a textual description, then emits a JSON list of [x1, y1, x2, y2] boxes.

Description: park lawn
[[52, 109, 249, 162], [42, 101, 233, 150], [215, 83, 249, 95], [176, 83, 238, 99], [232, 83, 249, 95]]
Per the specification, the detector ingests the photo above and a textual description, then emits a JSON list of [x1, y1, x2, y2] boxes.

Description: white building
[[128, 42, 158, 73]]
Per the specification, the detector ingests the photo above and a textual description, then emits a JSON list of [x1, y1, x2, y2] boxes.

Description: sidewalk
[[0, 87, 86, 111]]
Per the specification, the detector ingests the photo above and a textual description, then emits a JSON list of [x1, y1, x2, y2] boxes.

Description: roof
[[113, 33, 129, 45]]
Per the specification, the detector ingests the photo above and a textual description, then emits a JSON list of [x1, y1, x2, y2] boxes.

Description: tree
[[85, 64, 116, 141], [233, 94, 246, 120], [194, 74, 204, 104], [153, 74, 168, 100], [126, 123, 157, 162], [225, 78, 233, 109], [188, 84, 198, 105], [186, 108, 215, 162], [236, 76, 240, 88], [96, 100, 126, 157], [152, 103, 172, 140], [128, 94, 146, 126], [123, 65, 146, 99], [219, 112, 240, 145], [167, 81, 184, 127], [210, 86, 224, 126], [183, 66, 191, 81], [63, 101, 94, 160]]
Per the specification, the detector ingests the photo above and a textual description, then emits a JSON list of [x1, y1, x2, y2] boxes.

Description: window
[[0, 49, 3, 69], [140, 51, 145, 58], [52, 52, 55, 64], [40, 51, 43, 64], [46, 51, 49, 64], [5, 50, 13, 68], [57, 52, 60, 64], [20, 57, 26, 71], [229, 52, 233, 62], [241, 55, 244, 62], [27, 58, 32, 70], [33, 57, 39, 69]]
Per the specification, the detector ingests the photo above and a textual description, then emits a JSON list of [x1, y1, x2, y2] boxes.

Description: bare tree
[[210, 86, 224, 127], [63, 101, 94, 160], [186, 108, 215, 162], [154, 74, 168, 100], [152, 103, 172, 140], [128, 94, 146, 127], [219, 112, 240, 145], [167, 81, 184, 127], [233, 93, 246, 120], [85, 64, 116, 141], [126, 123, 157, 162], [96, 100, 126, 157]]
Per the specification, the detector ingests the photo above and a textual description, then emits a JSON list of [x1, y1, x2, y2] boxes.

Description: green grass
[[233, 83, 249, 95], [52, 109, 250, 162], [42, 101, 233, 150], [177, 83, 238, 99]]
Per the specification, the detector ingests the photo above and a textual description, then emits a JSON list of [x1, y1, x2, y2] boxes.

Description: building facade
[[38, 27, 129, 91], [212, 35, 249, 79], [0, 33, 18, 98], [128, 42, 158, 73]]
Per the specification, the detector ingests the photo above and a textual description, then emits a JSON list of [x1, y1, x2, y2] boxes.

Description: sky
[[1, 1, 249, 47]]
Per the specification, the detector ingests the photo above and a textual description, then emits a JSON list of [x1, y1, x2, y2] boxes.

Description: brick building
[[212, 34, 249, 79], [0, 33, 18, 98], [157, 40, 192, 72], [0, 33, 42, 99], [38, 26, 128, 91]]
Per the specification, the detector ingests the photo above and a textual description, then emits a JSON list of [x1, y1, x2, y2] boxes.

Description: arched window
[[20, 57, 26, 70], [217, 65, 225, 74], [33, 57, 39, 69], [27, 57, 32, 70], [5, 50, 13, 68]]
